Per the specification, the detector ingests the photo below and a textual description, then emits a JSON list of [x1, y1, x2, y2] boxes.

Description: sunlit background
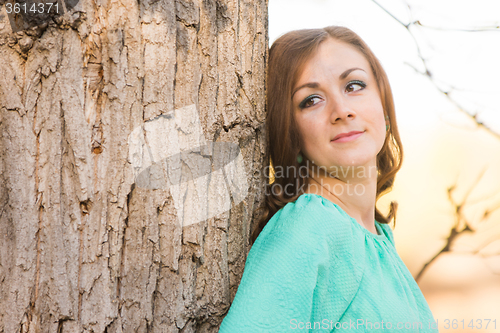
[[269, 0, 500, 330]]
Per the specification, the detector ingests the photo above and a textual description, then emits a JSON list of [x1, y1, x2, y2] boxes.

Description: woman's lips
[[331, 131, 364, 143]]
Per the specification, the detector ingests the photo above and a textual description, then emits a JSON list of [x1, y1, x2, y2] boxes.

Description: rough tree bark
[[0, 0, 268, 332]]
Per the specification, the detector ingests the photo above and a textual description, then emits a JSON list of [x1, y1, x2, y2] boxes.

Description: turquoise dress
[[219, 193, 438, 332]]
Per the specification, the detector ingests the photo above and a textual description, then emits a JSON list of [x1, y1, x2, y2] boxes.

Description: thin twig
[[372, 0, 500, 140], [414, 169, 499, 282], [415, 21, 500, 32]]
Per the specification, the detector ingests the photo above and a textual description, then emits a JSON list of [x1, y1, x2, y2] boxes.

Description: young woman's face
[[292, 38, 386, 174]]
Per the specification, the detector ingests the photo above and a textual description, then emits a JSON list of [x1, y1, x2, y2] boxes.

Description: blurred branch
[[415, 21, 500, 32], [414, 169, 500, 282], [372, 0, 500, 141], [371, 0, 410, 28], [373, 0, 500, 32]]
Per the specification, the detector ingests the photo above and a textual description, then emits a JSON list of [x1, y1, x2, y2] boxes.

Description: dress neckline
[[301, 193, 388, 240]]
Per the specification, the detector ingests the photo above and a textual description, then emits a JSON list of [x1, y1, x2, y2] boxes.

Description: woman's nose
[[329, 97, 355, 123]]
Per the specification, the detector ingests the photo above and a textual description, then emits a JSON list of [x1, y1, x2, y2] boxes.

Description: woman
[[219, 26, 438, 332]]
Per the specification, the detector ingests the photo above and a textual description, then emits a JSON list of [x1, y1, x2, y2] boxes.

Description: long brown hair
[[251, 26, 403, 245]]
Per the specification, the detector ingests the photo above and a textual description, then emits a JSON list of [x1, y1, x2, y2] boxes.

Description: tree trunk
[[0, 0, 268, 331]]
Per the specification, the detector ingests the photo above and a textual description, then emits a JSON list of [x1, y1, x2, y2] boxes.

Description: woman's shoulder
[[220, 194, 349, 332], [376, 221, 396, 246], [254, 193, 355, 248]]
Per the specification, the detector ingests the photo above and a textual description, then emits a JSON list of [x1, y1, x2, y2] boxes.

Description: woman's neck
[[304, 163, 378, 234]]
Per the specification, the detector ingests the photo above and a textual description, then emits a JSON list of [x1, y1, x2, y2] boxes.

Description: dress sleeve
[[219, 227, 328, 333]]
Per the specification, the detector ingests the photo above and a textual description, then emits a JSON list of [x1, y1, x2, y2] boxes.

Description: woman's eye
[[299, 95, 322, 109], [346, 80, 366, 93]]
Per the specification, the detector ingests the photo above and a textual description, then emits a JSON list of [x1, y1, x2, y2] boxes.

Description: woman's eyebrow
[[292, 82, 319, 98], [292, 67, 366, 98], [340, 67, 365, 80]]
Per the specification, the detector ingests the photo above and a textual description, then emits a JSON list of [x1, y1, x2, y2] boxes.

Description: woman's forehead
[[300, 39, 370, 78]]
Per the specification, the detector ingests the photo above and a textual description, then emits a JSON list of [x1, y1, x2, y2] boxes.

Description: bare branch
[[415, 21, 500, 32], [372, 0, 500, 140], [372, 0, 410, 28], [415, 170, 500, 282]]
